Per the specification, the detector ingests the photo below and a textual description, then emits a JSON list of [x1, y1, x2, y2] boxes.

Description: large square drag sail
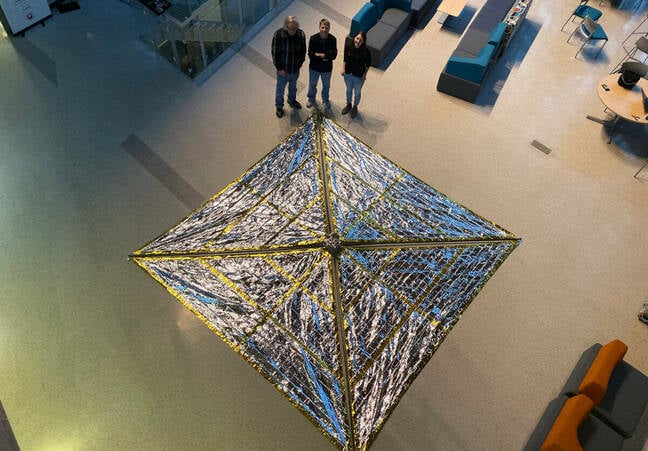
[[132, 113, 519, 450]]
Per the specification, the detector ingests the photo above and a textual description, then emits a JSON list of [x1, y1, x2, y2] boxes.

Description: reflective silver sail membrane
[[131, 113, 520, 450]]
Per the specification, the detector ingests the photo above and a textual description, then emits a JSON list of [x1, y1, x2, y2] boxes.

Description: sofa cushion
[[371, 0, 387, 16], [593, 360, 648, 438], [366, 21, 399, 64], [367, 20, 397, 48], [452, 48, 478, 58], [541, 394, 593, 451], [524, 395, 625, 451], [456, 29, 491, 56], [351, 3, 379, 36], [379, 8, 411, 29], [472, 5, 507, 32], [446, 43, 496, 83], [469, 0, 516, 33], [488, 22, 507, 46], [578, 339, 627, 405]]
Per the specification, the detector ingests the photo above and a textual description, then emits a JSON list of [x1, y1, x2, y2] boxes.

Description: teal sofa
[[444, 33, 501, 84], [437, 0, 517, 102], [350, 0, 412, 67]]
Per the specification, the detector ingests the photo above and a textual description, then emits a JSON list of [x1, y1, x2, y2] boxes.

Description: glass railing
[[131, 0, 280, 78]]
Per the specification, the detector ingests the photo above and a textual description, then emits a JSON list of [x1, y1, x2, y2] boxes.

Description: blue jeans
[[275, 71, 299, 109], [344, 73, 363, 106], [307, 69, 332, 103]]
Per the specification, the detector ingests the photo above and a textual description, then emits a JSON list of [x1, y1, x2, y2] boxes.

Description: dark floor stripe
[[531, 140, 552, 155], [13, 38, 58, 86], [122, 134, 204, 210], [0, 401, 20, 451], [300, 0, 351, 29], [239, 44, 306, 90], [238, 44, 280, 80]]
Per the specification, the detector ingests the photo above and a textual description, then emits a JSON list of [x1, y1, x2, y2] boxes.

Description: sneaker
[[276, 108, 284, 118], [350, 105, 358, 118], [306, 99, 315, 108], [288, 100, 302, 109], [639, 311, 648, 325], [323, 101, 331, 110], [639, 303, 648, 324], [341, 104, 352, 115]]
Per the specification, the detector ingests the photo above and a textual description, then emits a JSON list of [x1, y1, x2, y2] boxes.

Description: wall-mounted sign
[[0, 0, 51, 35]]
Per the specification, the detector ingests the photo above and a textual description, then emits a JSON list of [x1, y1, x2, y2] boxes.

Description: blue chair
[[568, 15, 608, 59], [561, 3, 603, 31]]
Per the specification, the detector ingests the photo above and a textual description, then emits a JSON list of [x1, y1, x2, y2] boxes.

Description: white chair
[[568, 15, 608, 59]]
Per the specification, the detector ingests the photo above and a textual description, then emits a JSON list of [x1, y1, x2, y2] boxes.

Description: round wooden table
[[597, 73, 648, 123], [590, 73, 648, 143]]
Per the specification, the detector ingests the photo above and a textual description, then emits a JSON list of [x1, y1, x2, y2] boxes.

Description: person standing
[[341, 31, 371, 119], [306, 18, 337, 110], [272, 15, 306, 118]]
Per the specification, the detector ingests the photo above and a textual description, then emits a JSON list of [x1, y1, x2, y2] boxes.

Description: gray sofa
[[349, 0, 412, 67], [436, 0, 519, 102], [561, 342, 648, 439], [524, 341, 648, 450]]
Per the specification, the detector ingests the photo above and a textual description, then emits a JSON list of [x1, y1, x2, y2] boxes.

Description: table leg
[[586, 113, 619, 144], [607, 116, 621, 144]]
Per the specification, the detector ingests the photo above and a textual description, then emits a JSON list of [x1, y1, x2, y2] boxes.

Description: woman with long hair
[[341, 31, 371, 119]]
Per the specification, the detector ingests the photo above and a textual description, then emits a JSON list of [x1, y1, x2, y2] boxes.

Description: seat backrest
[[582, 15, 597, 36], [372, 0, 413, 14], [620, 61, 648, 77], [350, 3, 379, 37], [577, 339, 627, 405], [541, 394, 594, 451], [636, 36, 648, 53]]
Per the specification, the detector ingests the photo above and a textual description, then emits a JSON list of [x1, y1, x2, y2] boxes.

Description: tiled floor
[[0, 0, 647, 450]]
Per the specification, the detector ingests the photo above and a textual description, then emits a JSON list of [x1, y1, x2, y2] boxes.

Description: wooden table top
[[597, 74, 648, 124], [437, 0, 468, 17]]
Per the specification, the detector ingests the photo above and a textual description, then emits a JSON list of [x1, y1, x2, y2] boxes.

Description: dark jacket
[[272, 28, 306, 74], [343, 39, 371, 78], [308, 33, 337, 73]]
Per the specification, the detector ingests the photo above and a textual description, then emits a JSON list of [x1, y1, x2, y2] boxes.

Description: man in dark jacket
[[271, 15, 306, 118], [306, 18, 337, 110]]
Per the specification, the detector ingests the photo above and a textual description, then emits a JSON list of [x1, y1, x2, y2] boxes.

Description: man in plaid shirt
[[272, 16, 306, 118]]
